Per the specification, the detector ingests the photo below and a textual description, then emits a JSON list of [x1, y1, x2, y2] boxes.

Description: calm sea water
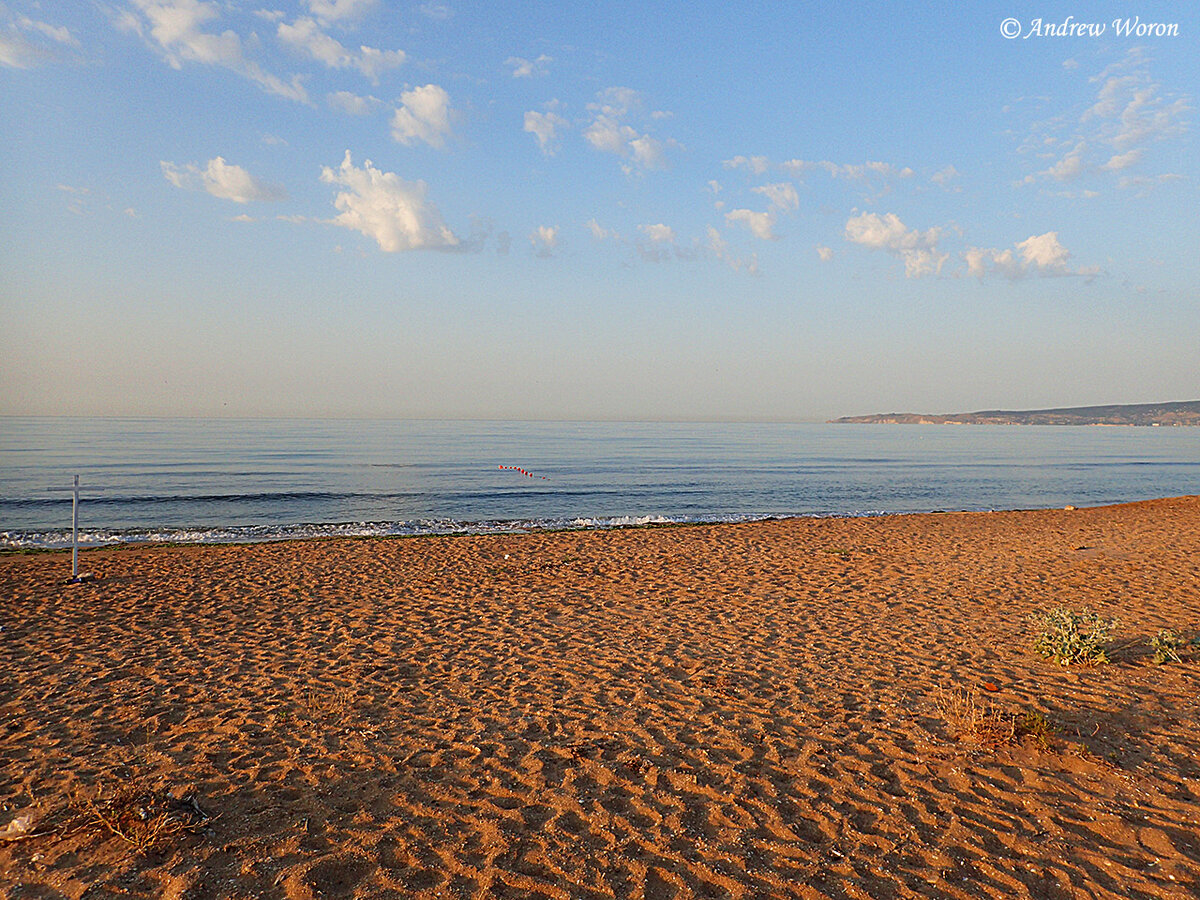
[[1, 417, 1198, 548]]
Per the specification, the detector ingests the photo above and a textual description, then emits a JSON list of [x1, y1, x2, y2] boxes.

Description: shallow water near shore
[[2, 416, 1199, 547]]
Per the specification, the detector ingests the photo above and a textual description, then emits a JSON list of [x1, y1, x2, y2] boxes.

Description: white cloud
[[584, 116, 668, 171], [583, 115, 630, 154], [583, 88, 672, 172], [11, 16, 78, 51], [706, 226, 758, 274], [901, 249, 947, 278], [1117, 173, 1185, 193], [963, 247, 992, 280], [629, 134, 666, 170], [1016, 232, 1069, 270], [530, 225, 557, 257], [320, 151, 458, 251], [844, 212, 939, 252], [524, 110, 568, 154], [591, 86, 642, 116], [779, 159, 814, 174], [826, 161, 914, 180], [725, 208, 775, 241], [964, 247, 1023, 280], [161, 157, 287, 203], [419, 3, 453, 19], [586, 219, 613, 241], [1100, 148, 1142, 171], [305, 0, 377, 25], [1040, 141, 1086, 181], [0, 33, 45, 68], [327, 90, 378, 115], [931, 165, 959, 186], [125, 0, 308, 102], [723, 155, 770, 175], [639, 223, 675, 243], [507, 54, 551, 78], [752, 182, 798, 212], [391, 84, 453, 148], [725, 156, 917, 193], [1022, 49, 1189, 189], [706, 226, 727, 255], [816, 246, 833, 262], [277, 17, 403, 82], [964, 231, 1096, 280], [1083, 50, 1188, 152], [635, 223, 684, 262], [844, 212, 946, 277]]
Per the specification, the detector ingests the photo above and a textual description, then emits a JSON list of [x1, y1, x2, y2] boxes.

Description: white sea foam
[[570, 514, 678, 527], [1, 513, 769, 550]]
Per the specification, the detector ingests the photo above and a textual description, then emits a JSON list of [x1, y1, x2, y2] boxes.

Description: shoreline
[[6, 494, 1199, 554], [2, 496, 1198, 898]]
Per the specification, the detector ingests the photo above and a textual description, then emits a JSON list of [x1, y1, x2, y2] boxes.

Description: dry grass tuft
[[300, 686, 355, 719], [935, 686, 1017, 748], [935, 687, 1059, 750]]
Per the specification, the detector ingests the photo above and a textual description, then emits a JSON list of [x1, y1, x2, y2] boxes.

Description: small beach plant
[[935, 687, 1059, 750], [934, 687, 1015, 748], [1013, 710, 1056, 749], [1149, 629, 1183, 665], [1031, 607, 1117, 665]]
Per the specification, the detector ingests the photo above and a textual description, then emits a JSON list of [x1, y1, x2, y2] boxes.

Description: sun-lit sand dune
[[2, 498, 1199, 898]]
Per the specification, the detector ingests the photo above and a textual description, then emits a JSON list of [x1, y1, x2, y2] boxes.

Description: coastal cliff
[[832, 400, 1200, 426]]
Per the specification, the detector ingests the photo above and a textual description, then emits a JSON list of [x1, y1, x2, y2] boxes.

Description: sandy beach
[[1, 497, 1198, 899]]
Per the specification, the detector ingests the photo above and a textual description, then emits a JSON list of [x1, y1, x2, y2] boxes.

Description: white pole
[[72, 474, 79, 581]]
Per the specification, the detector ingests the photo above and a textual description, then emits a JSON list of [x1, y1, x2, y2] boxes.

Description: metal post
[[72, 474, 80, 581]]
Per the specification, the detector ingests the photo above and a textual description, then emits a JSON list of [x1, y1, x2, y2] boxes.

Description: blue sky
[[2, 0, 1196, 420]]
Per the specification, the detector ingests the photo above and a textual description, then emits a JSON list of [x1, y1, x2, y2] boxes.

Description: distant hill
[[831, 400, 1200, 426]]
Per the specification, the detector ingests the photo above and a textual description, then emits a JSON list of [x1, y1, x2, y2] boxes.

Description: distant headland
[[831, 400, 1200, 426]]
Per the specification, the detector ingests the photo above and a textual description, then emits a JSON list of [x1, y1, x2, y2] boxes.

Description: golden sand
[[2, 498, 1199, 898]]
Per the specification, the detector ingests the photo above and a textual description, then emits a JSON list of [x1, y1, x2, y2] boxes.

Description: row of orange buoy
[[498, 465, 548, 480]]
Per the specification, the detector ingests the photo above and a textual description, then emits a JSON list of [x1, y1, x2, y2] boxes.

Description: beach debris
[[982, 681, 1000, 693], [67, 782, 213, 853], [498, 465, 548, 480], [0, 814, 35, 841]]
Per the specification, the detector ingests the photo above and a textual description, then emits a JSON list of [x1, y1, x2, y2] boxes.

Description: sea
[[1, 417, 1198, 549]]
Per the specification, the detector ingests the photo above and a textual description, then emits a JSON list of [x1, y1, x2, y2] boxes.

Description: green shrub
[[1032, 607, 1117, 665], [1149, 629, 1183, 665]]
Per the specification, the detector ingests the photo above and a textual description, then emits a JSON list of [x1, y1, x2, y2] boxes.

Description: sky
[[1, 0, 1197, 421]]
